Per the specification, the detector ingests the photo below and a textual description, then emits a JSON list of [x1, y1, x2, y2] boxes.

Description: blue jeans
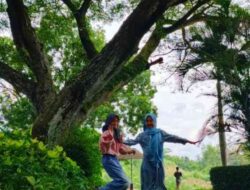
[[100, 155, 130, 190]]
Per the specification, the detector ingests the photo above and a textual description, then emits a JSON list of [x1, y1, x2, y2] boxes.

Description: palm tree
[[173, 4, 250, 164]]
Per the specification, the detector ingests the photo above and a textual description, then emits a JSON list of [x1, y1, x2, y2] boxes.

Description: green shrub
[[63, 127, 103, 187], [210, 165, 250, 190], [0, 130, 88, 190], [0, 98, 36, 130]]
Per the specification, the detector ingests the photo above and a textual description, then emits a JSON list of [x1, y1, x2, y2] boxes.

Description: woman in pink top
[[98, 114, 135, 190]]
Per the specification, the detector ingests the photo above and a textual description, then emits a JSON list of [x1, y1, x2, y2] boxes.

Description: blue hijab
[[143, 113, 163, 167]]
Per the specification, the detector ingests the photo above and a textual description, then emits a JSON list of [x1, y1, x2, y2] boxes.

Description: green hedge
[[0, 130, 88, 190], [210, 165, 250, 190], [63, 127, 103, 187]]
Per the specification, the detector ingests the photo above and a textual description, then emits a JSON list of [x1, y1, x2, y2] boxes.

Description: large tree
[[0, 0, 221, 145]]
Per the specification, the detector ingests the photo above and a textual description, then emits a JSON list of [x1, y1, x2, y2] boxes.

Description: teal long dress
[[124, 113, 188, 190]]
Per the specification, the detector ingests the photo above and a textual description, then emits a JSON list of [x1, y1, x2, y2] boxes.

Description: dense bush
[[0, 130, 88, 190], [63, 127, 103, 188], [210, 165, 250, 190]]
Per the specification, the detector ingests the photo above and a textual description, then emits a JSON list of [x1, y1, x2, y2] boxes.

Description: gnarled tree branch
[[73, 0, 213, 127], [164, 0, 210, 33], [33, 0, 190, 144], [31, 0, 216, 145], [61, 0, 76, 12], [6, 0, 56, 112], [62, 0, 98, 59], [78, 0, 92, 17], [0, 60, 37, 105]]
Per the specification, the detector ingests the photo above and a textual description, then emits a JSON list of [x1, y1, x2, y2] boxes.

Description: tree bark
[[0, 61, 37, 104], [62, 0, 98, 59], [2, 0, 211, 146], [32, 0, 187, 145], [6, 0, 56, 112], [217, 79, 227, 166]]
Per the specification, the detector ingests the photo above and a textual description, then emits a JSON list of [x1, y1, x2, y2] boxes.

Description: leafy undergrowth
[[0, 130, 88, 190]]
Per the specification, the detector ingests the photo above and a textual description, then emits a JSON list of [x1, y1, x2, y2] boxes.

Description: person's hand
[[119, 133, 125, 143], [188, 140, 201, 145], [128, 149, 136, 155], [103, 133, 113, 141]]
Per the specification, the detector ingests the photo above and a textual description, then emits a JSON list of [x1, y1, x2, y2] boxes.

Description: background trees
[[172, 3, 250, 164]]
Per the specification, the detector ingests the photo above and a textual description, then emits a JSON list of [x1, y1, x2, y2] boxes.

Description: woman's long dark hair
[[102, 114, 121, 141], [102, 114, 119, 132]]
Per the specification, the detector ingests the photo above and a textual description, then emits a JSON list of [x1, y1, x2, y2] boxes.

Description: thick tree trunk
[[31, 0, 185, 146], [217, 79, 227, 166], [4, 0, 210, 146]]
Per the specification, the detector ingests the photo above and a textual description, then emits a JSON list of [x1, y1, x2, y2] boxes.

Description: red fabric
[[99, 130, 128, 156]]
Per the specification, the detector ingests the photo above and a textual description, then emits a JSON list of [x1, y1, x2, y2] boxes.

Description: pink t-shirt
[[99, 130, 128, 156]]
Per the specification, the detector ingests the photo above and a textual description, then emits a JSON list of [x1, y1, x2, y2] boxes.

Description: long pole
[[217, 79, 227, 166], [130, 156, 133, 190]]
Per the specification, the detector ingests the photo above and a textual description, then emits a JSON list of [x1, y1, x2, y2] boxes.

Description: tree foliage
[[173, 3, 250, 149], [0, 130, 88, 189]]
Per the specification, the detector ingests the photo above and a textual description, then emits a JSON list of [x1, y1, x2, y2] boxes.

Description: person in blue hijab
[[124, 113, 198, 190]]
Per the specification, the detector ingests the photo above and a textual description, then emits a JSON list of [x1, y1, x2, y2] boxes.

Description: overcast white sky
[[152, 83, 218, 159]]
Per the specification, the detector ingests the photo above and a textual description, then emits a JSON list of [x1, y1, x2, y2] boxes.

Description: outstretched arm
[[119, 145, 136, 155], [124, 134, 141, 146], [161, 130, 189, 144], [161, 130, 200, 145]]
